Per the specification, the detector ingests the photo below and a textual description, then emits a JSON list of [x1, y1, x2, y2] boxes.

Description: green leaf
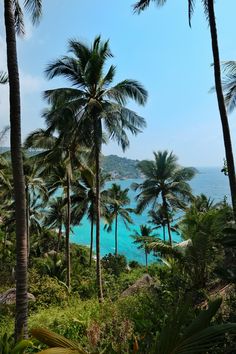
[[31, 328, 87, 354], [37, 348, 83, 354], [11, 339, 33, 354], [183, 298, 222, 339]]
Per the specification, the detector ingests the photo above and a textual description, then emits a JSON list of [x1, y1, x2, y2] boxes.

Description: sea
[[70, 167, 230, 264]]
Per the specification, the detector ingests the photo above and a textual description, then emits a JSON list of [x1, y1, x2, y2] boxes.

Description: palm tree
[[178, 197, 231, 290], [23, 153, 48, 257], [191, 193, 214, 213], [133, 0, 236, 220], [25, 127, 87, 288], [3, 0, 42, 339], [148, 207, 178, 242], [133, 151, 196, 245], [132, 224, 156, 267], [44, 36, 148, 300], [71, 168, 111, 266], [105, 183, 133, 256], [43, 197, 67, 252]]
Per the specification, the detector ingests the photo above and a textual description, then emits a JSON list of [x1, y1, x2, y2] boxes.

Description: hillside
[[101, 154, 141, 179], [0, 148, 141, 179]]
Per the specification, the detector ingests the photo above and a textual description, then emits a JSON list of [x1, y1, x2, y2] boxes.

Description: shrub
[[129, 260, 140, 269], [101, 253, 127, 277], [28, 269, 68, 309]]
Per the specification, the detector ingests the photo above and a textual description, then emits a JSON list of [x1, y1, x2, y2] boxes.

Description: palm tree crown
[[132, 224, 156, 266], [105, 183, 133, 255], [133, 151, 196, 245], [221, 61, 236, 113], [44, 36, 148, 151]]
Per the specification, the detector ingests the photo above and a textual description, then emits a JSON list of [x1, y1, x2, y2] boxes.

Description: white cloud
[[20, 71, 44, 93]]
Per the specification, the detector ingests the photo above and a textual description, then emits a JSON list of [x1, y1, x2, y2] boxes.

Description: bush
[[129, 260, 141, 269], [32, 254, 66, 282], [28, 269, 68, 309], [101, 253, 127, 277]]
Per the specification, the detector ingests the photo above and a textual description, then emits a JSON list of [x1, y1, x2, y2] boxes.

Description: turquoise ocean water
[[70, 167, 230, 264]]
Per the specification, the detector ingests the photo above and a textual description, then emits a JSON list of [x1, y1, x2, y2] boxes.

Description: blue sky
[[1, 0, 236, 166]]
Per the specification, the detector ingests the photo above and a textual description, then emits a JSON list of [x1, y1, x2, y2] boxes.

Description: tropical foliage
[[133, 151, 196, 245], [1, 0, 236, 351], [104, 183, 133, 256]]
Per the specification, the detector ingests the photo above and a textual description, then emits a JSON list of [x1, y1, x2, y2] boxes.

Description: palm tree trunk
[[25, 184, 30, 258], [163, 225, 166, 242], [115, 214, 118, 256], [94, 118, 104, 301], [166, 217, 172, 246], [89, 212, 94, 266], [208, 0, 236, 220], [162, 195, 172, 246], [145, 248, 148, 267], [4, 0, 28, 340], [66, 172, 71, 289], [3, 227, 7, 262], [57, 224, 62, 252]]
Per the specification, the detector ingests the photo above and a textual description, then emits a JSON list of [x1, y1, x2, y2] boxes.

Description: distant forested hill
[[102, 155, 141, 179], [0, 147, 141, 179]]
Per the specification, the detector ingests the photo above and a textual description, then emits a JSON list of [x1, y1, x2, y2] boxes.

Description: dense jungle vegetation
[[1, 0, 236, 353]]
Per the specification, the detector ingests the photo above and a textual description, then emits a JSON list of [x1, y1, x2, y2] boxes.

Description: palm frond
[[188, 0, 196, 27], [154, 299, 236, 354], [0, 71, 8, 84], [13, 0, 25, 36], [133, 0, 168, 14], [31, 328, 87, 354], [24, 0, 42, 25], [106, 79, 148, 106]]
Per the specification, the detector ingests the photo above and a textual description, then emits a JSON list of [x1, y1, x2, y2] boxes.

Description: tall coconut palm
[[133, 0, 236, 220], [133, 151, 196, 245], [44, 36, 148, 300], [23, 153, 48, 258], [43, 197, 67, 252], [105, 183, 133, 256], [25, 128, 87, 288], [4, 0, 42, 339], [148, 207, 178, 243], [132, 224, 156, 267], [71, 168, 111, 266]]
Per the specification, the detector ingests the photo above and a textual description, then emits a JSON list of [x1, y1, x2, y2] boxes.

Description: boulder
[[120, 274, 156, 297], [0, 288, 35, 305]]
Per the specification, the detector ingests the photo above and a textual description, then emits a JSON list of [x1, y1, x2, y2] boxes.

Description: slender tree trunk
[[89, 212, 94, 266], [166, 217, 172, 246], [115, 214, 118, 256], [208, 0, 236, 219], [4, 0, 28, 340], [162, 195, 172, 246], [66, 172, 71, 289], [145, 248, 148, 267], [3, 227, 7, 262], [57, 224, 62, 252], [25, 185, 30, 258], [163, 225, 166, 242], [94, 118, 103, 301]]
